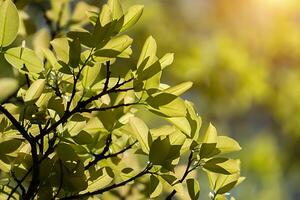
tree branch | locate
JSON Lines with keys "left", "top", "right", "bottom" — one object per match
{"left": 11, "top": 171, "right": 26, "bottom": 197}
{"left": 66, "top": 48, "right": 94, "bottom": 112}
{"left": 35, "top": 77, "right": 135, "bottom": 141}
{"left": 0, "top": 104, "right": 31, "bottom": 141}
{"left": 61, "top": 163, "right": 152, "bottom": 200}
{"left": 85, "top": 134, "right": 112, "bottom": 170}
{"left": 85, "top": 140, "right": 137, "bottom": 170}
{"left": 80, "top": 102, "right": 143, "bottom": 113}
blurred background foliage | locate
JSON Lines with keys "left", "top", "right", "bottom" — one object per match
{"left": 125, "top": 0, "right": 300, "bottom": 199}
{"left": 0, "top": 0, "right": 299, "bottom": 199}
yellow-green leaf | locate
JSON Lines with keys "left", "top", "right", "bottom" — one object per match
{"left": 121, "top": 5, "right": 144, "bottom": 32}
{"left": 0, "top": 0, "right": 19, "bottom": 47}
{"left": 5, "top": 47, "right": 44, "bottom": 74}
{"left": 24, "top": 79, "right": 46, "bottom": 102}
{"left": 216, "top": 136, "right": 242, "bottom": 154}
{"left": 137, "top": 36, "right": 157, "bottom": 68}
{"left": 163, "top": 82, "right": 193, "bottom": 96}
{"left": 108, "top": 0, "right": 123, "bottom": 20}
{"left": 50, "top": 38, "right": 69, "bottom": 63}
{"left": 160, "top": 53, "right": 174, "bottom": 69}
{"left": 186, "top": 179, "right": 200, "bottom": 200}
{"left": 129, "top": 117, "right": 150, "bottom": 153}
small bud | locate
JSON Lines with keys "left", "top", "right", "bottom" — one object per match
{"left": 208, "top": 192, "right": 215, "bottom": 199}
{"left": 21, "top": 40, "right": 26, "bottom": 48}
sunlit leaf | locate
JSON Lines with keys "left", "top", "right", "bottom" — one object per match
{"left": 108, "top": 0, "right": 123, "bottom": 20}
{"left": 24, "top": 79, "right": 46, "bottom": 102}
{"left": 129, "top": 117, "right": 150, "bottom": 153}
{"left": 186, "top": 179, "right": 200, "bottom": 200}
{"left": 5, "top": 47, "right": 44, "bottom": 74}
{"left": 0, "top": 0, "right": 19, "bottom": 47}
{"left": 149, "top": 175, "right": 163, "bottom": 198}
{"left": 216, "top": 136, "right": 242, "bottom": 154}
{"left": 120, "top": 5, "right": 144, "bottom": 32}
{"left": 160, "top": 53, "right": 174, "bottom": 69}
{"left": 137, "top": 36, "right": 157, "bottom": 68}
{"left": 204, "top": 158, "right": 240, "bottom": 175}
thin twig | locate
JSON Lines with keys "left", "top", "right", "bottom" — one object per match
{"left": 80, "top": 102, "right": 143, "bottom": 113}
{"left": 85, "top": 141, "right": 137, "bottom": 170}
{"left": 165, "top": 151, "right": 194, "bottom": 200}
{"left": 61, "top": 163, "right": 152, "bottom": 200}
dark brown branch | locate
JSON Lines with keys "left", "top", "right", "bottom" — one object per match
{"left": 11, "top": 171, "right": 26, "bottom": 197}
{"left": 85, "top": 140, "right": 137, "bottom": 170}
{"left": 103, "top": 61, "right": 111, "bottom": 93}
{"left": 36, "top": 77, "right": 135, "bottom": 141}
{"left": 66, "top": 48, "right": 94, "bottom": 112}
{"left": 79, "top": 74, "right": 133, "bottom": 107}
{"left": 0, "top": 104, "right": 31, "bottom": 141}
{"left": 85, "top": 134, "right": 112, "bottom": 170}
{"left": 80, "top": 102, "right": 143, "bottom": 113}
{"left": 61, "top": 163, "right": 152, "bottom": 200}
{"left": 0, "top": 105, "right": 39, "bottom": 198}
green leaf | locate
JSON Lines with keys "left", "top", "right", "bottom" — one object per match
{"left": 149, "top": 175, "right": 163, "bottom": 198}
{"left": 160, "top": 53, "right": 174, "bottom": 69}
{"left": 138, "top": 61, "right": 162, "bottom": 81}
{"left": 82, "top": 64, "right": 101, "bottom": 88}
{"left": 202, "top": 123, "right": 217, "bottom": 144}
{"left": 137, "top": 36, "right": 157, "bottom": 68}
{"left": 207, "top": 172, "right": 242, "bottom": 195}
{"left": 66, "top": 114, "right": 87, "bottom": 136}
{"left": 94, "top": 35, "right": 133, "bottom": 58}
{"left": 0, "top": 139, "right": 22, "bottom": 154}
{"left": 129, "top": 117, "right": 150, "bottom": 153}
{"left": 5, "top": 47, "right": 44, "bottom": 74}
{"left": 216, "top": 136, "right": 242, "bottom": 154}
{"left": 185, "top": 101, "right": 202, "bottom": 139}
{"left": 99, "top": 4, "right": 112, "bottom": 26}
{"left": 200, "top": 123, "right": 218, "bottom": 158}
{"left": 42, "top": 48, "right": 61, "bottom": 70}
{"left": 146, "top": 93, "right": 187, "bottom": 117}
{"left": 87, "top": 168, "right": 113, "bottom": 192}
{"left": 68, "top": 30, "right": 93, "bottom": 47}
{"left": 24, "top": 79, "right": 46, "bottom": 102}
{"left": 163, "top": 82, "right": 193, "bottom": 96}
{"left": 203, "top": 158, "right": 240, "bottom": 175}
{"left": 69, "top": 37, "right": 81, "bottom": 68}
{"left": 55, "top": 143, "right": 79, "bottom": 162}
{"left": 120, "top": 5, "right": 144, "bottom": 32}
{"left": 165, "top": 117, "right": 191, "bottom": 136}
{"left": 186, "top": 179, "right": 200, "bottom": 200}
{"left": 50, "top": 38, "right": 69, "bottom": 64}
{"left": 149, "top": 137, "right": 181, "bottom": 170}
{"left": 108, "top": 0, "right": 123, "bottom": 20}
{"left": 73, "top": 131, "right": 93, "bottom": 145}
{"left": 0, "top": 0, "right": 19, "bottom": 47}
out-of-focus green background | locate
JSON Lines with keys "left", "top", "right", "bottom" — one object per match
{"left": 122, "top": 0, "right": 300, "bottom": 199}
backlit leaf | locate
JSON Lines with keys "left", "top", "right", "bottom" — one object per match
{"left": 186, "top": 179, "right": 200, "bottom": 200}
{"left": 0, "top": 0, "right": 19, "bottom": 47}
{"left": 24, "top": 79, "right": 46, "bottom": 102}
{"left": 129, "top": 117, "right": 150, "bottom": 153}
{"left": 120, "top": 5, "right": 144, "bottom": 32}
{"left": 5, "top": 47, "right": 44, "bottom": 74}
